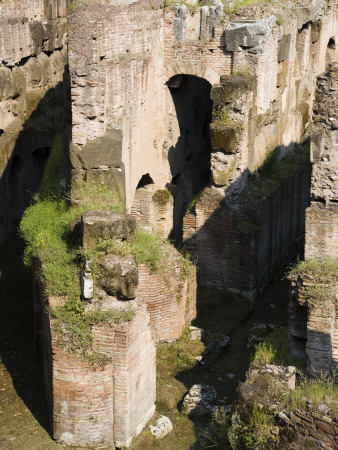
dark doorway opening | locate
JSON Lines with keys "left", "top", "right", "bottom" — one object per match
{"left": 131, "top": 173, "right": 154, "bottom": 226}
{"left": 10, "top": 155, "right": 25, "bottom": 221}
{"left": 326, "top": 38, "right": 336, "bottom": 68}
{"left": 167, "top": 75, "right": 213, "bottom": 245}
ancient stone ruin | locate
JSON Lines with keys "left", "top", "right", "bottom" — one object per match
{"left": 289, "top": 62, "right": 338, "bottom": 382}
{"left": 0, "top": 0, "right": 337, "bottom": 447}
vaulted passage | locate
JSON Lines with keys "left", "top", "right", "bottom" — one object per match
{"left": 166, "top": 75, "right": 213, "bottom": 244}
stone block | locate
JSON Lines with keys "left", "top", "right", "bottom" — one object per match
{"left": 149, "top": 416, "right": 173, "bottom": 439}
{"left": 210, "top": 122, "right": 238, "bottom": 153}
{"left": 182, "top": 384, "right": 217, "bottom": 417}
{"left": 97, "top": 254, "right": 138, "bottom": 299}
{"left": 189, "top": 326, "right": 204, "bottom": 340}
{"left": 224, "top": 17, "right": 275, "bottom": 53}
{"left": 81, "top": 211, "right": 136, "bottom": 249}
{"left": 278, "top": 34, "right": 291, "bottom": 62}
{"left": 174, "top": 5, "right": 186, "bottom": 42}
{"left": 211, "top": 152, "right": 236, "bottom": 187}
{"left": 70, "top": 129, "right": 123, "bottom": 170}
{"left": 213, "top": 75, "right": 255, "bottom": 103}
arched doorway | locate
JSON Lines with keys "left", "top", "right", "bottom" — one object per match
{"left": 166, "top": 74, "right": 213, "bottom": 244}
{"left": 131, "top": 173, "right": 154, "bottom": 228}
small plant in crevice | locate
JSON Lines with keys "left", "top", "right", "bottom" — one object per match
{"left": 213, "top": 105, "right": 231, "bottom": 123}
{"left": 224, "top": 0, "right": 274, "bottom": 15}
{"left": 232, "top": 66, "right": 254, "bottom": 77}
{"left": 186, "top": 190, "right": 204, "bottom": 214}
{"left": 289, "top": 257, "right": 338, "bottom": 308}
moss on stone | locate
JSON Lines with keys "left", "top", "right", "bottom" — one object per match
{"left": 152, "top": 189, "right": 172, "bottom": 206}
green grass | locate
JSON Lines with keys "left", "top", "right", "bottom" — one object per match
{"left": 92, "top": 228, "right": 164, "bottom": 272}
{"left": 289, "top": 257, "right": 338, "bottom": 282}
{"left": 284, "top": 372, "right": 338, "bottom": 415}
{"left": 289, "top": 257, "right": 338, "bottom": 307}
{"left": 260, "top": 149, "right": 303, "bottom": 182}
{"left": 51, "top": 303, "right": 135, "bottom": 364}
{"left": 19, "top": 172, "right": 126, "bottom": 365}
{"left": 186, "top": 190, "right": 203, "bottom": 214}
{"left": 228, "top": 404, "right": 278, "bottom": 450}
{"left": 252, "top": 327, "right": 291, "bottom": 367}
{"left": 19, "top": 199, "right": 82, "bottom": 297}
{"left": 224, "top": 0, "right": 273, "bottom": 14}
{"left": 39, "top": 134, "right": 64, "bottom": 197}
{"left": 213, "top": 106, "right": 231, "bottom": 123}
{"left": 71, "top": 180, "right": 124, "bottom": 212}
{"left": 240, "top": 144, "right": 309, "bottom": 208}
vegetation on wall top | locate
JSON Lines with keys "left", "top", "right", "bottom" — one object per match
{"left": 289, "top": 257, "right": 338, "bottom": 307}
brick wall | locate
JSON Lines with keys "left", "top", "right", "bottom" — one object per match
{"left": 33, "top": 233, "right": 197, "bottom": 447}
{"left": 305, "top": 63, "right": 338, "bottom": 259}
{"left": 282, "top": 409, "right": 338, "bottom": 449}
{"left": 138, "top": 258, "right": 197, "bottom": 343}
{"left": 289, "top": 275, "right": 338, "bottom": 382}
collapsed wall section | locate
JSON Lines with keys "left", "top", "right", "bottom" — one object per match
{"left": 32, "top": 211, "right": 196, "bottom": 447}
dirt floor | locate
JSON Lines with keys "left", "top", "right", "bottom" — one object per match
{"left": 0, "top": 229, "right": 290, "bottom": 449}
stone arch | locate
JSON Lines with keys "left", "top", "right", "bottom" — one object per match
{"left": 9, "top": 155, "right": 25, "bottom": 221}
{"left": 165, "top": 74, "right": 213, "bottom": 244}
{"left": 130, "top": 173, "right": 154, "bottom": 227}
{"left": 164, "top": 61, "right": 220, "bottom": 87}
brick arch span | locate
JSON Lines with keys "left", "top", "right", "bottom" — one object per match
{"left": 164, "top": 61, "right": 221, "bottom": 87}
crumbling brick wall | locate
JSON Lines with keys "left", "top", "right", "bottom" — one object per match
{"left": 33, "top": 211, "right": 196, "bottom": 448}
{"left": 305, "top": 63, "right": 338, "bottom": 259}
{"left": 289, "top": 275, "right": 338, "bottom": 380}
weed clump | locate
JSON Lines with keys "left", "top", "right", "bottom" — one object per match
{"left": 51, "top": 302, "right": 135, "bottom": 364}
{"left": 252, "top": 327, "right": 291, "bottom": 367}
{"left": 228, "top": 404, "right": 278, "bottom": 450}
{"left": 283, "top": 372, "right": 338, "bottom": 415}
{"left": 91, "top": 228, "right": 164, "bottom": 272}
{"left": 213, "top": 105, "right": 231, "bottom": 123}
{"left": 289, "top": 257, "right": 338, "bottom": 307}
{"left": 152, "top": 189, "right": 172, "bottom": 207}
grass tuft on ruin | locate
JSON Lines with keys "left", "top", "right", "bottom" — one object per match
{"left": 252, "top": 327, "right": 291, "bottom": 367}
{"left": 289, "top": 257, "right": 338, "bottom": 307}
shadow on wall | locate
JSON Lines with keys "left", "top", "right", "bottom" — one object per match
{"left": 0, "top": 67, "right": 71, "bottom": 437}
{"left": 166, "top": 74, "right": 213, "bottom": 245}
{"left": 0, "top": 68, "right": 71, "bottom": 244}
{"left": 182, "top": 141, "right": 311, "bottom": 296}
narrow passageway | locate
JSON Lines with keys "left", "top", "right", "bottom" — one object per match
{"left": 167, "top": 75, "right": 213, "bottom": 244}
{"left": 0, "top": 228, "right": 66, "bottom": 449}
{"left": 131, "top": 277, "right": 290, "bottom": 450}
